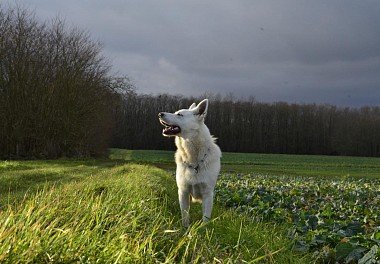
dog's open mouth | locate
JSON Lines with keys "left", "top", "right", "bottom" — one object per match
{"left": 159, "top": 119, "right": 181, "bottom": 136}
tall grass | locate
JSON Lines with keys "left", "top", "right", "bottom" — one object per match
{"left": 0, "top": 162, "right": 310, "bottom": 263}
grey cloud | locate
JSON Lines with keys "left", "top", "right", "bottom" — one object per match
{"left": 16, "top": 0, "right": 380, "bottom": 106}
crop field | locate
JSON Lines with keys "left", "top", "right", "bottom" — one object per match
{"left": 216, "top": 174, "right": 379, "bottom": 263}
{"left": 0, "top": 149, "right": 379, "bottom": 263}
{"left": 111, "top": 149, "right": 380, "bottom": 263}
{"left": 110, "top": 149, "right": 380, "bottom": 178}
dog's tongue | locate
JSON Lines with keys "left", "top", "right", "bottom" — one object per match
{"left": 163, "top": 125, "right": 180, "bottom": 135}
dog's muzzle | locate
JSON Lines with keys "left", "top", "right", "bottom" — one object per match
{"left": 158, "top": 114, "right": 181, "bottom": 136}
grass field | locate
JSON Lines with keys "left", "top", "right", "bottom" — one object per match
{"left": 109, "top": 149, "right": 380, "bottom": 178}
{"left": 0, "top": 149, "right": 379, "bottom": 263}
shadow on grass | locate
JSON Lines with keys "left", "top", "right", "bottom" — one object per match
{"left": 0, "top": 159, "right": 125, "bottom": 205}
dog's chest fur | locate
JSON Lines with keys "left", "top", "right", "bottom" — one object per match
{"left": 175, "top": 137, "right": 205, "bottom": 165}
{"left": 174, "top": 128, "right": 221, "bottom": 187}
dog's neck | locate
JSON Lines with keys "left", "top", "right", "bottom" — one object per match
{"left": 175, "top": 124, "right": 212, "bottom": 164}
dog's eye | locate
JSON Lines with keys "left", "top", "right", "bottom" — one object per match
{"left": 176, "top": 113, "right": 183, "bottom": 116}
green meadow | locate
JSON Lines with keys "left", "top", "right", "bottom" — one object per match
{"left": 0, "top": 149, "right": 379, "bottom": 263}
{"left": 110, "top": 148, "right": 380, "bottom": 178}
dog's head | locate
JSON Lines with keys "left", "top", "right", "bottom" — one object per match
{"left": 158, "top": 99, "right": 209, "bottom": 137}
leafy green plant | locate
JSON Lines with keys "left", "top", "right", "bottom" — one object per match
{"left": 215, "top": 173, "right": 380, "bottom": 263}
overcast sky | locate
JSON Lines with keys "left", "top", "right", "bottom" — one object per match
{"left": 14, "top": 0, "right": 380, "bottom": 106}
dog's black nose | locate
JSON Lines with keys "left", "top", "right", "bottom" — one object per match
{"left": 158, "top": 112, "right": 164, "bottom": 118}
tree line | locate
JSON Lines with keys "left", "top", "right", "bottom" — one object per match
{"left": 1, "top": 5, "right": 379, "bottom": 159}
{"left": 112, "top": 93, "right": 380, "bottom": 157}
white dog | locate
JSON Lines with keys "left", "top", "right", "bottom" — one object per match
{"left": 158, "top": 99, "right": 221, "bottom": 227}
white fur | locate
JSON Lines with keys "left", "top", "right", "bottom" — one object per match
{"left": 158, "top": 99, "right": 222, "bottom": 227}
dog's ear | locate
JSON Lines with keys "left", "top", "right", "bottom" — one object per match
{"left": 194, "top": 99, "right": 208, "bottom": 118}
{"left": 189, "top": 103, "right": 197, "bottom": 110}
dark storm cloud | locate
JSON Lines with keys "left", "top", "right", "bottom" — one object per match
{"left": 16, "top": 0, "right": 380, "bottom": 106}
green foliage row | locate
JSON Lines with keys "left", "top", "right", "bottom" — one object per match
{"left": 215, "top": 173, "right": 380, "bottom": 263}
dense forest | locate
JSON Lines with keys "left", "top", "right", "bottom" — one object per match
{"left": 112, "top": 93, "right": 380, "bottom": 157}
{"left": 0, "top": 6, "right": 121, "bottom": 159}
{"left": 1, "top": 6, "right": 379, "bottom": 159}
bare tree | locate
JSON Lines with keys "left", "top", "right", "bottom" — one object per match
{"left": 0, "top": 5, "right": 122, "bottom": 159}
{"left": 111, "top": 92, "right": 380, "bottom": 157}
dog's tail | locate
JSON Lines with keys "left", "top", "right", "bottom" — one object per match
{"left": 190, "top": 191, "right": 202, "bottom": 203}
{"left": 191, "top": 196, "right": 202, "bottom": 203}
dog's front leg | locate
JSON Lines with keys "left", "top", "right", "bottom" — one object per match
{"left": 178, "top": 189, "right": 190, "bottom": 227}
{"left": 202, "top": 192, "right": 214, "bottom": 223}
